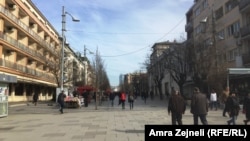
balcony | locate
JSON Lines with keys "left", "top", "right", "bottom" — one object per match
{"left": 185, "top": 22, "right": 193, "bottom": 32}
{"left": 240, "top": 25, "right": 250, "bottom": 39}
{"left": 0, "top": 58, "right": 55, "bottom": 82}
{"left": 0, "top": 33, "right": 56, "bottom": 68}
{"left": 239, "top": 0, "right": 250, "bottom": 13}
{"left": 0, "top": 5, "right": 57, "bottom": 56}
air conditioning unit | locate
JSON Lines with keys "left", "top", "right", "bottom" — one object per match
{"left": 7, "top": 27, "right": 14, "bottom": 32}
{"left": 29, "top": 23, "right": 35, "bottom": 28}
{"left": 6, "top": 50, "right": 12, "bottom": 54}
{"left": 8, "top": 4, "right": 16, "bottom": 10}
{"left": 28, "top": 60, "right": 33, "bottom": 64}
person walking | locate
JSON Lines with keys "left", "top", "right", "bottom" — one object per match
{"left": 82, "top": 90, "right": 89, "bottom": 107}
{"left": 221, "top": 86, "right": 230, "bottom": 117}
{"left": 142, "top": 91, "right": 148, "bottom": 104}
{"left": 109, "top": 92, "right": 115, "bottom": 107}
{"left": 168, "top": 90, "right": 186, "bottom": 125}
{"left": 209, "top": 89, "right": 217, "bottom": 110}
{"left": 150, "top": 90, "right": 154, "bottom": 100}
{"left": 58, "top": 90, "right": 66, "bottom": 114}
{"left": 190, "top": 87, "right": 209, "bottom": 125}
{"left": 225, "top": 91, "right": 240, "bottom": 125}
{"left": 120, "top": 91, "right": 126, "bottom": 109}
{"left": 243, "top": 92, "right": 250, "bottom": 125}
{"left": 128, "top": 92, "right": 135, "bottom": 110}
{"left": 118, "top": 92, "right": 122, "bottom": 105}
{"left": 33, "top": 92, "right": 39, "bottom": 106}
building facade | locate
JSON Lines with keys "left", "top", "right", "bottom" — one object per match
{"left": 148, "top": 41, "right": 179, "bottom": 98}
{"left": 186, "top": 0, "right": 250, "bottom": 101}
{"left": 0, "top": 0, "right": 85, "bottom": 102}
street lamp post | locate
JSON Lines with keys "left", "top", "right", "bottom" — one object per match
{"left": 60, "top": 6, "right": 80, "bottom": 91}
{"left": 83, "top": 45, "right": 94, "bottom": 85}
{"left": 95, "top": 48, "right": 98, "bottom": 110}
{"left": 82, "top": 46, "right": 97, "bottom": 109}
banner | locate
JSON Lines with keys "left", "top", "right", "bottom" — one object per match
{"left": 145, "top": 125, "right": 250, "bottom": 141}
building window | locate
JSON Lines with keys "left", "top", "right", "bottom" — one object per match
{"left": 228, "top": 48, "right": 238, "bottom": 61}
{"left": 195, "top": 6, "right": 201, "bottom": 16}
{"left": 202, "top": 0, "right": 208, "bottom": 9}
{"left": 227, "top": 21, "right": 240, "bottom": 37}
{"left": 215, "top": 7, "right": 223, "bottom": 20}
{"left": 195, "top": 24, "right": 203, "bottom": 35}
{"left": 246, "top": 14, "right": 250, "bottom": 26}
{"left": 225, "top": 0, "right": 238, "bottom": 13}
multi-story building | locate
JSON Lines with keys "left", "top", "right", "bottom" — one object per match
{"left": 0, "top": 0, "right": 85, "bottom": 102}
{"left": 64, "top": 46, "right": 85, "bottom": 93}
{"left": 121, "top": 72, "right": 148, "bottom": 96}
{"left": 186, "top": 0, "right": 250, "bottom": 100}
{"left": 0, "top": 0, "right": 60, "bottom": 102}
{"left": 148, "top": 41, "right": 179, "bottom": 98}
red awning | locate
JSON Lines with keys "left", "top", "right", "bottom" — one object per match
{"left": 77, "top": 85, "right": 94, "bottom": 94}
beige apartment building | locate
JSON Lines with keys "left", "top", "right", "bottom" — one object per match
{"left": 0, "top": 0, "right": 61, "bottom": 102}
{"left": 186, "top": 0, "right": 250, "bottom": 100}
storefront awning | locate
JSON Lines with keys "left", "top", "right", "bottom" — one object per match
{"left": 227, "top": 68, "right": 250, "bottom": 87}
{"left": 228, "top": 68, "right": 250, "bottom": 74}
{"left": 0, "top": 74, "right": 17, "bottom": 83}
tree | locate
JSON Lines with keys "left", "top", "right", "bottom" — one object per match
{"left": 151, "top": 56, "right": 165, "bottom": 100}
{"left": 91, "top": 49, "right": 110, "bottom": 93}
{"left": 45, "top": 55, "right": 60, "bottom": 87}
{"left": 164, "top": 42, "right": 189, "bottom": 97}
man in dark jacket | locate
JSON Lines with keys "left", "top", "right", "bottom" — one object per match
{"left": 109, "top": 92, "right": 115, "bottom": 107}
{"left": 190, "top": 87, "right": 209, "bottom": 125}
{"left": 83, "top": 90, "right": 89, "bottom": 107}
{"left": 226, "top": 92, "right": 240, "bottom": 125}
{"left": 168, "top": 90, "right": 186, "bottom": 125}
{"left": 33, "top": 92, "right": 39, "bottom": 106}
{"left": 58, "top": 90, "right": 66, "bottom": 114}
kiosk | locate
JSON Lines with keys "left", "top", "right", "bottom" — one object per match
{"left": 0, "top": 74, "right": 17, "bottom": 117}
{"left": 0, "top": 93, "right": 8, "bottom": 117}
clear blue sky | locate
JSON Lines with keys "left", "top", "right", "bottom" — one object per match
{"left": 31, "top": 0, "right": 193, "bottom": 86}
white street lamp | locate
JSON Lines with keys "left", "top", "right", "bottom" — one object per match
{"left": 60, "top": 6, "right": 80, "bottom": 91}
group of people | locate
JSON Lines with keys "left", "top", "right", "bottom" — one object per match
{"left": 219, "top": 87, "right": 250, "bottom": 125}
{"left": 56, "top": 90, "right": 91, "bottom": 114}
{"left": 168, "top": 86, "right": 250, "bottom": 125}
{"left": 167, "top": 87, "right": 208, "bottom": 125}
{"left": 55, "top": 87, "right": 250, "bottom": 125}
{"left": 117, "top": 91, "right": 135, "bottom": 110}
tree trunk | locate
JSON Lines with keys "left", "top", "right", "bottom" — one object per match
{"left": 157, "top": 81, "right": 163, "bottom": 100}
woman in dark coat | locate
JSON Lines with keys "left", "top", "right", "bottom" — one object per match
{"left": 243, "top": 93, "right": 250, "bottom": 125}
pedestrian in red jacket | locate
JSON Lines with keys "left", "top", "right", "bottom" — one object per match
{"left": 120, "top": 92, "right": 126, "bottom": 109}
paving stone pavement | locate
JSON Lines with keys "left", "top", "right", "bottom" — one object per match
{"left": 0, "top": 96, "right": 246, "bottom": 141}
